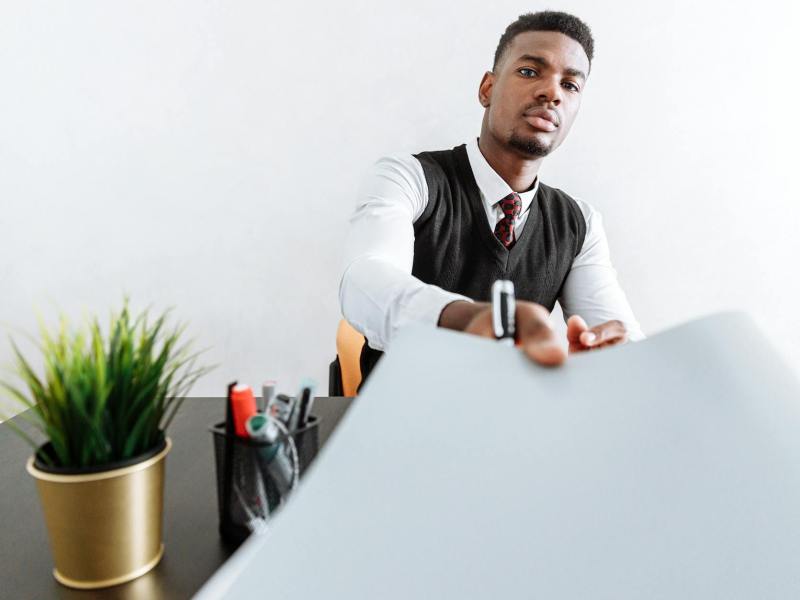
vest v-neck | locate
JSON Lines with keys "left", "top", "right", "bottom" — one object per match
{"left": 452, "top": 144, "right": 540, "bottom": 269}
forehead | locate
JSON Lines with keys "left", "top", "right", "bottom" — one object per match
{"left": 503, "top": 30, "right": 590, "bottom": 73}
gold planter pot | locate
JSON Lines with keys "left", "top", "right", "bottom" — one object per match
{"left": 26, "top": 438, "right": 172, "bottom": 589}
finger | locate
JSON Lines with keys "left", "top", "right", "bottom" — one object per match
{"left": 566, "top": 314, "right": 588, "bottom": 343}
{"left": 579, "top": 329, "right": 599, "bottom": 346}
{"left": 580, "top": 320, "right": 627, "bottom": 347}
{"left": 568, "top": 337, "right": 588, "bottom": 354}
{"left": 523, "top": 336, "right": 566, "bottom": 366}
{"left": 516, "top": 304, "right": 566, "bottom": 366}
{"left": 587, "top": 332, "right": 629, "bottom": 350}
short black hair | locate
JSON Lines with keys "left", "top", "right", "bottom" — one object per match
{"left": 493, "top": 11, "right": 594, "bottom": 71}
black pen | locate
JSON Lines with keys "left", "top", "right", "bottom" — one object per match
{"left": 492, "top": 280, "right": 516, "bottom": 345}
{"left": 297, "top": 379, "right": 316, "bottom": 428}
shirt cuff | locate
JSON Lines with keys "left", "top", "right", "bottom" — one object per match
{"left": 383, "top": 286, "right": 472, "bottom": 351}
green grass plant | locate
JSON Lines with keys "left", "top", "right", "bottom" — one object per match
{"left": 1, "top": 301, "right": 214, "bottom": 468}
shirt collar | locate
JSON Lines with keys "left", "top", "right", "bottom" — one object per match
{"left": 465, "top": 137, "right": 539, "bottom": 215}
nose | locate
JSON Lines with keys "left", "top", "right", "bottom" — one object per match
{"left": 535, "top": 76, "right": 562, "bottom": 106}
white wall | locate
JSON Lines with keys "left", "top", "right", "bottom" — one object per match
{"left": 2, "top": 0, "right": 798, "bottom": 417}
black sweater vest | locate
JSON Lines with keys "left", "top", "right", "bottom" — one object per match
{"left": 358, "top": 143, "right": 587, "bottom": 384}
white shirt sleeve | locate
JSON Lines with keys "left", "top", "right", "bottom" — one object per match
{"left": 339, "top": 155, "right": 472, "bottom": 351}
{"left": 558, "top": 199, "right": 645, "bottom": 341}
{"left": 558, "top": 198, "right": 645, "bottom": 341}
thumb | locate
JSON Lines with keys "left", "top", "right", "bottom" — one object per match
{"left": 567, "top": 314, "right": 588, "bottom": 343}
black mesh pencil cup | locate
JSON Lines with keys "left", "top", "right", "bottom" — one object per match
{"left": 210, "top": 416, "right": 320, "bottom": 544}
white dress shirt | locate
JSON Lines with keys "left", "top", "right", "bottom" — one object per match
{"left": 340, "top": 137, "right": 644, "bottom": 351}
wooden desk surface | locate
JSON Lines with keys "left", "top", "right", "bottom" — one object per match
{"left": 0, "top": 397, "right": 354, "bottom": 600}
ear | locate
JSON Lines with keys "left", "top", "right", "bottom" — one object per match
{"left": 478, "top": 71, "right": 494, "bottom": 108}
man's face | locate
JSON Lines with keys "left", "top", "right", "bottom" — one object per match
{"left": 480, "top": 31, "right": 590, "bottom": 158}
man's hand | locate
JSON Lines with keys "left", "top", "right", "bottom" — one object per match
{"left": 439, "top": 300, "right": 566, "bottom": 366}
{"left": 566, "top": 315, "right": 628, "bottom": 353}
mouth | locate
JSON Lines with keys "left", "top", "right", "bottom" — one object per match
{"left": 523, "top": 109, "right": 559, "bottom": 133}
{"left": 524, "top": 116, "right": 557, "bottom": 132}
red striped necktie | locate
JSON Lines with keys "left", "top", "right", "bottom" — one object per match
{"left": 494, "top": 192, "right": 522, "bottom": 248}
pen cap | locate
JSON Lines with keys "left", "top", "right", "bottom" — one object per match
{"left": 231, "top": 384, "right": 257, "bottom": 437}
{"left": 245, "top": 414, "right": 279, "bottom": 443}
{"left": 260, "top": 380, "right": 277, "bottom": 413}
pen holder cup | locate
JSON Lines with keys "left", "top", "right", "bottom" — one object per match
{"left": 210, "top": 416, "right": 320, "bottom": 545}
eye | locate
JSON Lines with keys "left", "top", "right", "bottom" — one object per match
{"left": 518, "top": 67, "right": 538, "bottom": 78}
{"left": 562, "top": 81, "right": 580, "bottom": 93}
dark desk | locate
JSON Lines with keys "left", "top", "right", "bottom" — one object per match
{"left": 0, "top": 397, "right": 354, "bottom": 599}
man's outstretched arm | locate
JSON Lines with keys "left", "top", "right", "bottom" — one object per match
{"left": 339, "top": 155, "right": 470, "bottom": 351}
{"left": 558, "top": 198, "right": 644, "bottom": 353}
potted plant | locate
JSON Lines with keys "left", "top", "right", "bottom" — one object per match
{"left": 0, "top": 301, "right": 213, "bottom": 589}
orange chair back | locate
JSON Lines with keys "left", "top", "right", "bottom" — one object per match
{"left": 336, "top": 320, "right": 365, "bottom": 397}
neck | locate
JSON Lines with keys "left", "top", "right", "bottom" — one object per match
{"left": 477, "top": 129, "right": 543, "bottom": 193}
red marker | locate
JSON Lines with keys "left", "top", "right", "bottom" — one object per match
{"left": 230, "top": 384, "right": 257, "bottom": 437}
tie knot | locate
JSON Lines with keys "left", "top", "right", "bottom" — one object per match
{"left": 498, "top": 192, "right": 522, "bottom": 220}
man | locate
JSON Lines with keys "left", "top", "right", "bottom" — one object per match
{"left": 340, "top": 11, "right": 643, "bottom": 383}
